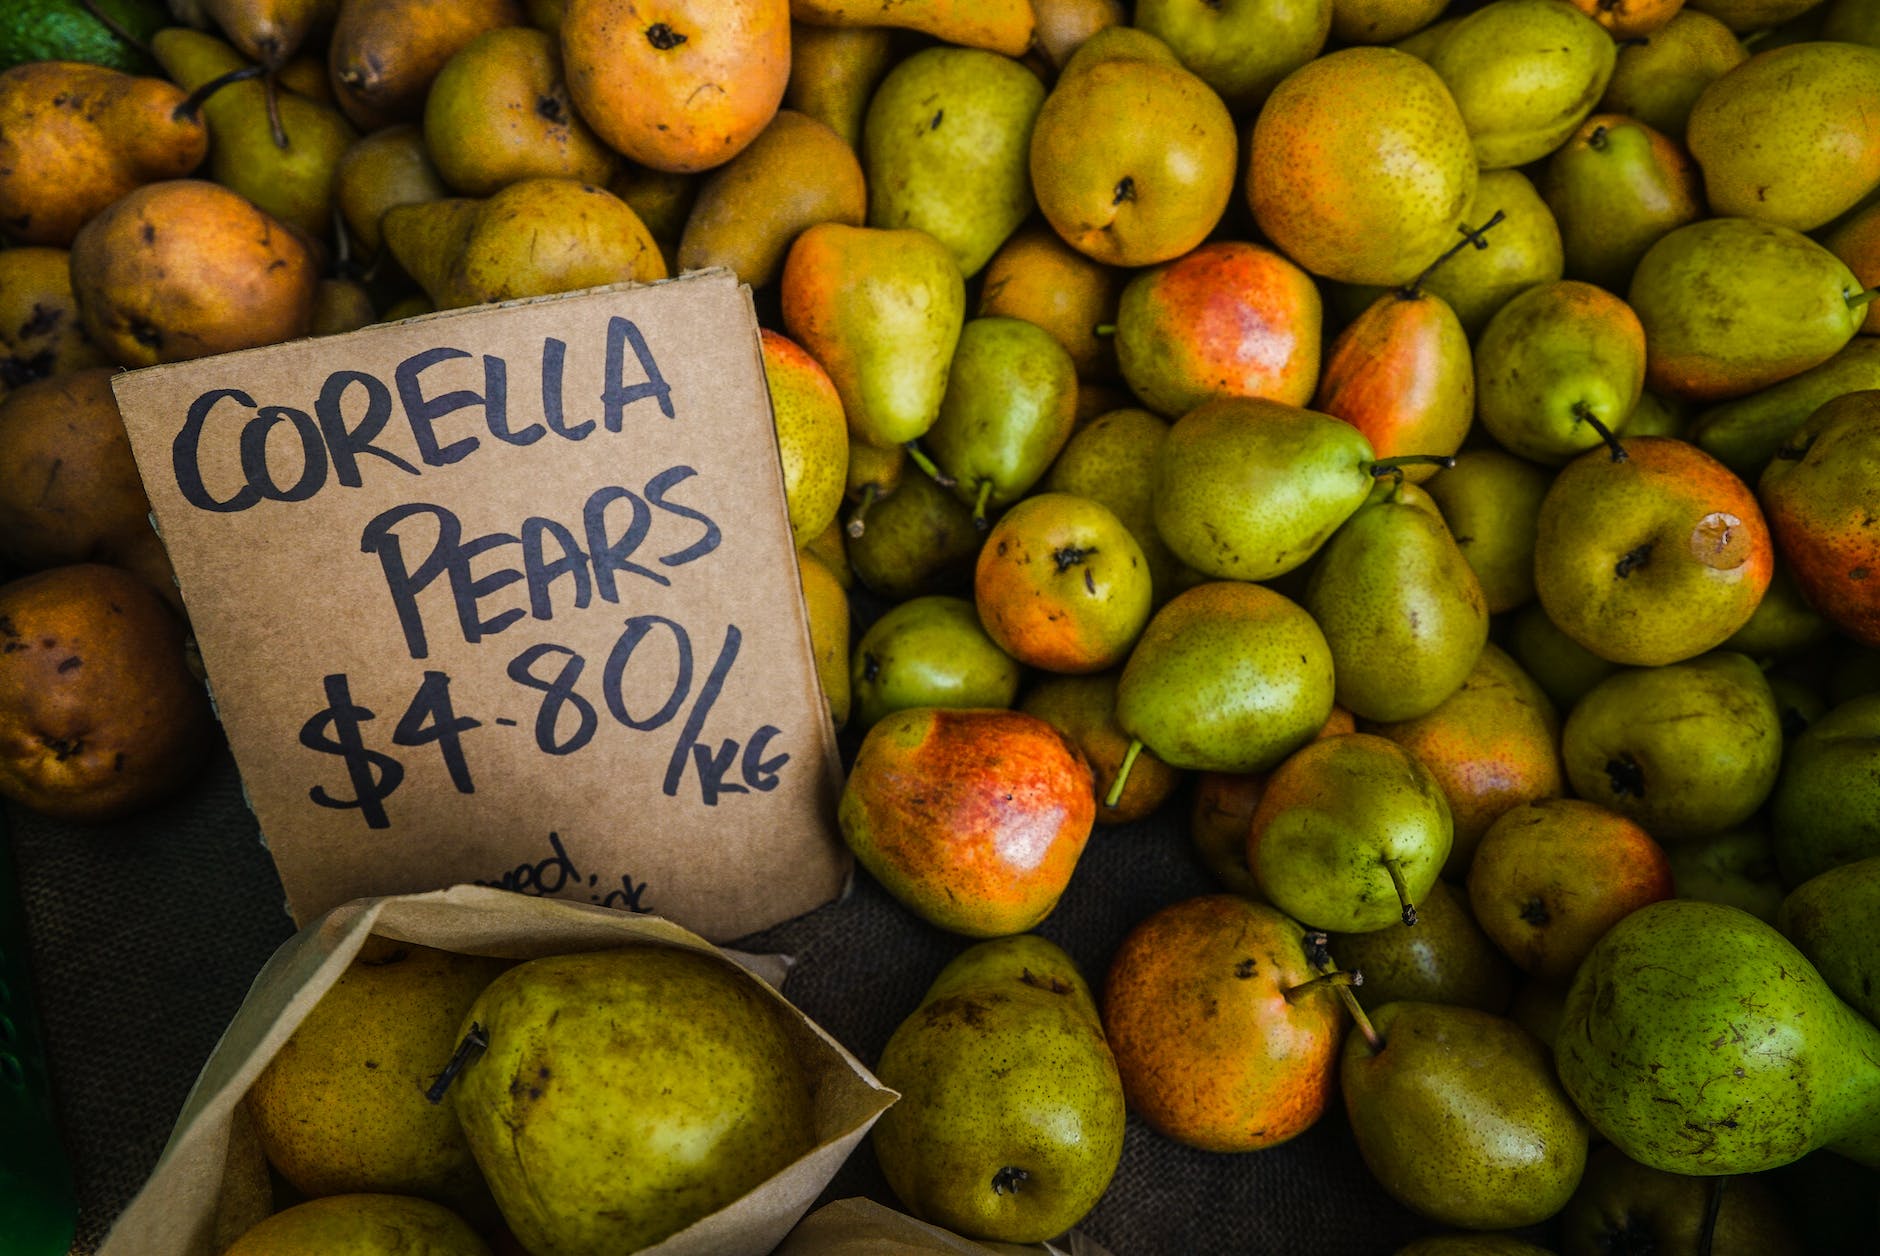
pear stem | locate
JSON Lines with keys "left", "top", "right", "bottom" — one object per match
{"left": 1846, "top": 287, "right": 1880, "bottom": 311}
{"left": 1699, "top": 1175, "right": 1728, "bottom": 1256}
{"left": 1369, "top": 454, "right": 1456, "bottom": 477}
{"left": 1400, "top": 210, "right": 1506, "bottom": 298}
{"left": 1305, "top": 931, "right": 1386, "bottom": 1053}
{"left": 901, "top": 441, "right": 955, "bottom": 488}
{"left": 264, "top": 75, "right": 289, "bottom": 150}
{"left": 1282, "top": 969, "right": 1362, "bottom": 1003}
{"left": 78, "top": 0, "right": 156, "bottom": 61}
{"left": 845, "top": 483, "right": 878, "bottom": 538}
{"left": 1381, "top": 857, "right": 1419, "bottom": 927}
{"left": 1104, "top": 739, "right": 1142, "bottom": 808}
{"left": 1093, "top": 323, "right": 1116, "bottom": 337}
{"left": 172, "top": 64, "right": 269, "bottom": 122}
{"left": 1339, "top": 983, "right": 1385, "bottom": 1053}
{"left": 1574, "top": 402, "right": 1628, "bottom": 462}
{"left": 971, "top": 479, "right": 993, "bottom": 531}
{"left": 424, "top": 1023, "right": 488, "bottom": 1104}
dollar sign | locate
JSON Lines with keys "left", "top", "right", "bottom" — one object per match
{"left": 299, "top": 673, "right": 405, "bottom": 829}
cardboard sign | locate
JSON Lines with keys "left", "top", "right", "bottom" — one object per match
{"left": 111, "top": 272, "right": 849, "bottom": 940}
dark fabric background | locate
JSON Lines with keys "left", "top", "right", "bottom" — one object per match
{"left": 48, "top": 726, "right": 1880, "bottom": 1253}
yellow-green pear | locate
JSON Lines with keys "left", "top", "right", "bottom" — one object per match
{"left": 760, "top": 328, "right": 849, "bottom": 546}
{"left": 334, "top": 125, "right": 448, "bottom": 257}
{"left": 798, "top": 547, "right": 851, "bottom": 729}
{"left": 791, "top": 0, "right": 1034, "bottom": 56}
{"left": 1424, "top": 450, "right": 1551, "bottom": 614}
{"left": 1428, "top": 0, "right": 1617, "bottom": 170}
{"left": 783, "top": 21, "right": 895, "bottom": 150}
{"left": 1134, "top": 0, "right": 1333, "bottom": 109}
{"left": 1599, "top": 9, "right": 1746, "bottom": 139}
{"left": 223, "top": 1195, "right": 488, "bottom": 1255}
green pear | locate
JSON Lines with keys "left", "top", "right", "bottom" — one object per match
{"left": 222, "top": 1194, "right": 489, "bottom": 1256}
{"left": 1779, "top": 856, "right": 1880, "bottom": 1026}
{"left": 1475, "top": 280, "right": 1648, "bottom": 465}
{"left": 1043, "top": 407, "right": 1194, "bottom": 603}
{"left": 1561, "top": 1144, "right": 1803, "bottom": 1256}
{"left": 1722, "top": 563, "right": 1833, "bottom": 659}
{"left": 1153, "top": 397, "right": 1376, "bottom": 582}
{"left": 1021, "top": 672, "right": 1180, "bottom": 825}
{"left": 780, "top": 222, "right": 966, "bottom": 449}
{"left": 1423, "top": 449, "right": 1551, "bottom": 614}
{"left": 784, "top": 21, "right": 896, "bottom": 150}
{"left": 1561, "top": 652, "right": 1783, "bottom": 841}
{"left": 1556, "top": 900, "right": 1880, "bottom": 1174}
{"left": 924, "top": 316, "right": 1079, "bottom": 524}
{"left": 863, "top": 46, "right": 1044, "bottom": 278}
{"left": 1343, "top": 1002, "right": 1589, "bottom": 1228}
{"left": 1624, "top": 390, "right": 1691, "bottom": 440}
{"left": 1770, "top": 694, "right": 1880, "bottom": 886}
{"left": 1542, "top": 114, "right": 1706, "bottom": 294}
{"left": 1113, "top": 580, "right": 1335, "bottom": 775}
{"left": 453, "top": 947, "right": 816, "bottom": 1254}
{"left": 244, "top": 938, "right": 508, "bottom": 1219}
{"left": 1668, "top": 826, "right": 1786, "bottom": 924}
{"left": 1133, "top": 0, "right": 1333, "bottom": 109}
{"left": 150, "top": 27, "right": 356, "bottom": 241}
{"left": 1250, "top": 733, "right": 1453, "bottom": 933}
{"left": 1629, "top": 217, "right": 1876, "bottom": 402}
{"left": 1600, "top": 10, "right": 1746, "bottom": 139}
{"left": 1304, "top": 483, "right": 1489, "bottom": 723}
{"left": 1690, "top": 336, "right": 1880, "bottom": 478}
{"left": 1328, "top": 880, "right": 1515, "bottom": 1014}
{"left": 1428, "top": 0, "right": 1616, "bottom": 170}
{"left": 1506, "top": 602, "right": 1623, "bottom": 711}
{"left": 846, "top": 465, "right": 983, "bottom": 601}
{"left": 1392, "top": 14, "right": 1463, "bottom": 60}
{"left": 850, "top": 594, "right": 1021, "bottom": 730}
{"left": 1687, "top": 42, "right": 1880, "bottom": 232}
{"left": 871, "top": 934, "right": 1126, "bottom": 1244}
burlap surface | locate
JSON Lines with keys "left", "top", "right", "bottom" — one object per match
{"left": 12, "top": 744, "right": 1444, "bottom": 1256}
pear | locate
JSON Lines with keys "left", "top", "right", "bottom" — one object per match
{"left": 798, "top": 549, "right": 850, "bottom": 729}
{"left": 1030, "top": 0, "right": 1127, "bottom": 72}
{"left": 1133, "top": 0, "right": 1333, "bottom": 109}
{"left": 1021, "top": 673, "right": 1179, "bottom": 824}
{"left": 1304, "top": 482, "right": 1489, "bottom": 723}
{"left": 1779, "top": 856, "right": 1880, "bottom": 1026}
{"left": 1153, "top": 397, "right": 1376, "bottom": 582}
{"left": 849, "top": 595, "right": 1020, "bottom": 731}
{"left": 1328, "top": 880, "right": 1515, "bottom": 1014}
{"left": 846, "top": 467, "right": 982, "bottom": 600}
{"left": 198, "top": 0, "right": 337, "bottom": 68}
{"left": 842, "top": 439, "right": 904, "bottom": 538}
{"left": 1630, "top": 217, "right": 1876, "bottom": 402}
{"left": 1396, "top": 1239, "right": 1557, "bottom": 1256}
{"left": 974, "top": 493, "right": 1151, "bottom": 674}
{"left": 803, "top": 517, "right": 852, "bottom": 589}
{"left": 1506, "top": 602, "right": 1623, "bottom": 710}
{"left": 792, "top": 0, "right": 1034, "bottom": 55}
{"left": 1415, "top": 169, "right": 1565, "bottom": 336}
{"left": 222, "top": 1194, "right": 489, "bottom": 1256}
{"left": 1333, "top": 0, "right": 1448, "bottom": 44}
{"left": 783, "top": 22, "right": 894, "bottom": 149}
{"left": 760, "top": 328, "right": 849, "bottom": 547}
{"left": 780, "top": 222, "right": 965, "bottom": 450}
{"left": 1562, "top": 1145, "right": 1803, "bottom": 1256}
{"left": 872, "top": 935, "right": 1125, "bottom": 1243}
{"left": 1248, "top": 47, "right": 1477, "bottom": 287}
{"left": 680, "top": 110, "right": 865, "bottom": 288}
{"left": 245, "top": 938, "right": 508, "bottom": 1215}
{"left": 1770, "top": 694, "right": 1880, "bottom": 887}
{"left": 862, "top": 46, "right": 1044, "bottom": 278}
{"left": 1428, "top": 0, "right": 1616, "bottom": 170}
{"left": 1424, "top": 450, "right": 1551, "bottom": 614}
{"left": 1043, "top": 408, "right": 1191, "bottom": 603}
{"left": 1690, "top": 335, "right": 1880, "bottom": 477}
{"left": 1687, "top": 43, "right": 1880, "bottom": 233}
{"left": 381, "top": 178, "right": 666, "bottom": 311}
{"left": 1543, "top": 115, "right": 1705, "bottom": 293}
{"left": 979, "top": 226, "right": 1121, "bottom": 381}
{"left": 1561, "top": 651, "right": 1783, "bottom": 841}
{"left": 150, "top": 27, "right": 356, "bottom": 241}
{"left": 1760, "top": 389, "right": 1880, "bottom": 647}
{"left": 1314, "top": 285, "right": 1471, "bottom": 483}
{"left": 1113, "top": 581, "right": 1335, "bottom": 775}
{"left": 1249, "top": 732, "right": 1453, "bottom": 933}
{"left": 328, "top": 0, "right": 524, "bottom": 131}
{"left": 1556, "top": 899, "right": 1880, "bottom": 1174}
{"left": 1600, "top": 9, "right": 1747, "bottom": 139}
{"left": 453, "top": 946, "right": 816, "bottom": 1254}
{"left": 421, "top": 26, "right": 617, "bottom": 197}
{"left": 1475, "top": 280, "right": 1647, "bottom": 465}
{"left": 1343, "top": 1002, "right": 1589, "bottom": 1228}
{"left": 333, "top": 125, "right": 448, "bottom": 257}
{"left": 924, "top": 317, "right": 1079, "bottom": 524}
{"left": 1668, "top": 825, "right": 1786, "bottom": 923}
{"left": 0, "top": 247, "right": 108, "bottom": 399}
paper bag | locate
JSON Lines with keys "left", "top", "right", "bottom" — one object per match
{"left": 98, "top": 885, "right": 897, "bottom": 1256}
{"left": 773, "top": 1198, "right": 1116, "bottom": 1256}
{"left": 110, "top": 271, "right": 848, "bottom": 940}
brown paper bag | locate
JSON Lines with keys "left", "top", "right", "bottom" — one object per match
{"left": 98, "top": 885, "right": 897, "bottom": 1256}
{"left": 774, "top": 1198, "right": 1116, "bottom": 1256}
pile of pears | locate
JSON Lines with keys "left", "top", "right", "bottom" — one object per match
{"left": 7, "top": 0, "right": 1880, "bottom": 1251}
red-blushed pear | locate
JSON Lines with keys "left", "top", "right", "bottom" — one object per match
{"left": 1533, "top": 435, "right": 1773, "bottom": 667}
{"left": 838, "top": 708, "right": 1096, "bottom": 937}
{"left": 1467, "top": 798, "right": 1674, "bottom": 983}
{"left": 1115, "top": 241, "right": 1323, "bottom": 418}
{"left": 1759, "top": 390, "right": 1880, "bottom": 648}
{"left": 1101, "top": 895, "right": 1345, "bottom": 1152}
{"left": 975, "top": 494, "right": 1152, "bottom": 675}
